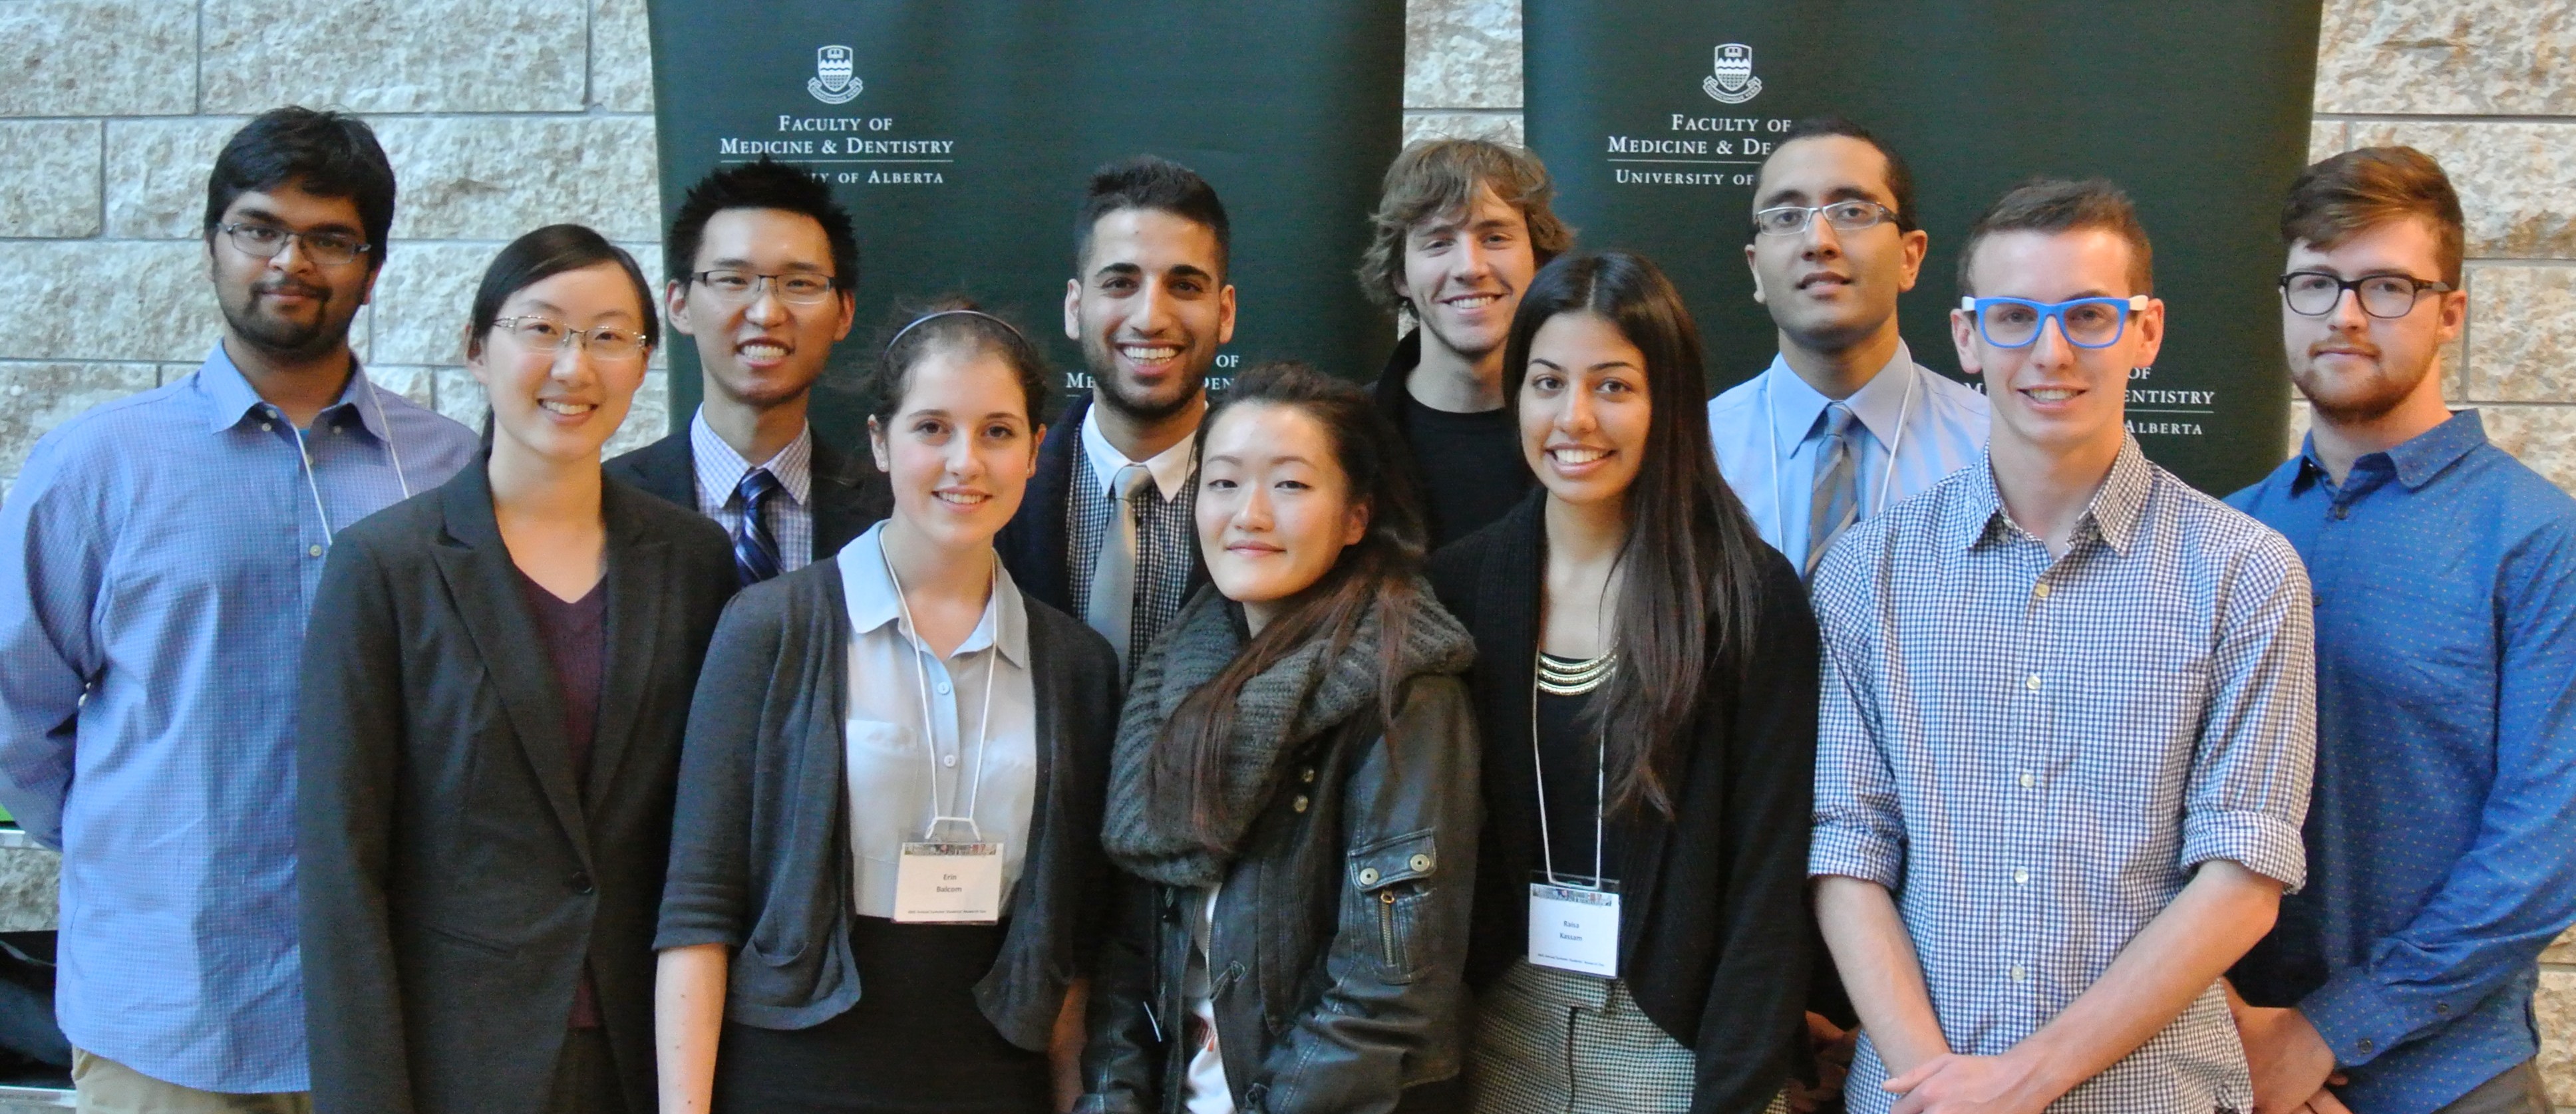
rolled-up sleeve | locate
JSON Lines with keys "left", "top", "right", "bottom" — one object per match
{"left": 2177, "top": 535, "right": 2314, "bottom": 891}
{"left": 1808, "top": 552, "right": 1905, "bottom": 890}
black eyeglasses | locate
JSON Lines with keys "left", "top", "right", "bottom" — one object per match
{"left": 216, "top": 221, "right": 371, "bottom": 267}
{"left": 2279, "top": 271, "right": 2452, "bottom": 319}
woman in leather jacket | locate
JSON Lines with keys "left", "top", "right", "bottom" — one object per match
{"left": 1075, "top": 362, "right": 1482, "bottom": 1114}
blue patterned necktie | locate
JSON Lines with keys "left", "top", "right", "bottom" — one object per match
{"left": 1806, "top": 402, "right": 1861, "bottom": 580}
{"left": 732, "top": 468, "right": 782, "bottom": 585}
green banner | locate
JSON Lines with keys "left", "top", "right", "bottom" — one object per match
{"left": 646, "top": 2, "right": 1404, "bottom": 442}
{"left": 1524, "top": 2, "right": 2323, "bottom": 493}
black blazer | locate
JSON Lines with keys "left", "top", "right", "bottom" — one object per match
{"left": 297, "top": 462, "right": 736, "bottom": 1114}
{"left": 1427, "top": 491, "right": 1818, "bottom": 1114}
{"left": 603, "top": 424, "right": 893, "bottom": 563}
{"left": 996, "top": 390, "right": 1209, "bottom": 615}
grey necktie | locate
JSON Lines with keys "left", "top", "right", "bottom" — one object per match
{"left": 1086, "top": 463, "right": 1152, "bottom": 672}
{"left": 1806, "top": 402, "right": 1861, "bottom": 579}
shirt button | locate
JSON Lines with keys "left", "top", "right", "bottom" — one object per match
{"left": 2357, "top": 1038, "right": 2375, "bottom": 1055}
{"left": 2331, "top": 504, "right": 2350, "bottom": 521}
{"left": 307, "top": 545, "right": 324, "bottom": 557}
{"left": 2434, "top": 1002, "right": 2450, "bottom": 1017}
{"left": 2033, "top": 583, "right": 2052, "bottom": 600}
{"left": 2025, "top": 674, "right": 2042, "bottom": 691}
{"left": 260, "top": 422, "right": 273, "bottom": 432}
{"left": 2009, "top": 964, "right": 2026, "bottom": 982}
{"left": 941, "top": 754, "right": 959, "bottom": 769}
{"left": 2012, "top": 867, "right": 2028, "bottom": 885}
{"left": 2019, "top": 772, "right": 2036, "bottom": 789}
{"left": 1292, "top": 795, "right": 1310, "bottom": 813}
{"left": 935, "top": 680, "right": 952, "bottom": 695}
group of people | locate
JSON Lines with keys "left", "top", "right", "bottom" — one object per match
{"left": 0, "top": 100, "right": 2565, "bottom": 1114}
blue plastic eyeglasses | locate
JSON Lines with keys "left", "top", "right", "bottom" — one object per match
{"left": 1959, "top": 295, "right": 2151, "bottom": 349}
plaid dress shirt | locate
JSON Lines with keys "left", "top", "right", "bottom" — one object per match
{"left": 1809, "top": 437, "right": 2317, "bottom": 1113}
{"left": 689, "top": 407, "right": 816, "bottom": 571}
{"left": 1067, "top": 447, "right": 1196, "bottom": 666}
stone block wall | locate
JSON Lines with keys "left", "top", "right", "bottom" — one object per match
{"left": 0, "top": 0, "right": 2568, "bottom": 1106}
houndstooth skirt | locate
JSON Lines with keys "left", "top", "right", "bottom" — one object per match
{"left": 1465, "top": 960, "right": 1791, "bottom": 1114}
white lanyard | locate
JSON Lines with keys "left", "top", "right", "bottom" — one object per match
{"left": 1764, "top": 362, "right": 1914, "bottom": 553}
{"left": 1528, "top": 652, "right": 1607, "bottom": 891}
{"left": 879, "top": 545, "right": 999, "bottom": 843}
{"left": 288, "top": 375, "right": 413, "bottom": 545}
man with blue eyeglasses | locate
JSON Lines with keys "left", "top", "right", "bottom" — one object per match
{"left": 1706, "top": 116, "right": 1988, "bottom": 579}
{"left": 1809, "top": 178, "right": 2316, "bottom": 1114}
{"left": 2226, "top": 148, "right": 2576, "bottom": 1114}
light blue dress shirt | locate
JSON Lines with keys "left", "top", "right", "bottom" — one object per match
{"left": 1705, "top": 343, "right": 1990, "bottom": 561}
{"left": 0, "top": 344, "right": 477, "bottom": 1092}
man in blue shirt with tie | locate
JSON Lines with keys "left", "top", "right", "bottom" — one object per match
{"left": 2227, "top": 147, "right": 2576, "bottom": 1114}
{"left": 1706, "top": 117, "right": 1988, "bottom": 577}
{"left": 0, "top": 108, "right": 478, "bottom": 1110}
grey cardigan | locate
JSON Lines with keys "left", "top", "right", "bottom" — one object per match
{"left": 654, "top": 554, "right": 1123, "bottom": 1049}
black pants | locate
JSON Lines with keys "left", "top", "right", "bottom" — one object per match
{"left": 713, "top": 916, "right": 1050, "bottom": 1114}
{"left": 546, "top": 1027, "right": 625, "bottom": 1114}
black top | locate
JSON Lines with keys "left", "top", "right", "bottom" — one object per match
{"left": 516, "top": 569, "right": 611, "bottom": 1031}
{"left": 1370, "top": 331, "right": 1535, "bottom": 549}
{"left": 1531, "top": 686, "right": 1625, "bottom": 886}
{"left": 298, "top": 464, "right": 739, "bottom": 1114}
{"left": 1427, "top": 490, "right": 1819, "bottom": 1114}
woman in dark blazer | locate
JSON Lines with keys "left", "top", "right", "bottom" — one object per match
{"left": 297, "top": 225, "right": 737, "bottom": 1114}
{"left": 1428, "top": 252, "right": 1819, "bottom": 1114}
{"left": 653, "top": 301, "right": 1122, "bottom": 1114}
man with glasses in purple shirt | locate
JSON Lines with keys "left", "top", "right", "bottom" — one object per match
{"left": 0, "top": 108, "right": 478, "bottom": 1111}
{"left": 1810, "top": 178, "right": 2316, "bottom": 1114}
{"left": 2226, "top": 148, "right": 2576, "bottom": 1114}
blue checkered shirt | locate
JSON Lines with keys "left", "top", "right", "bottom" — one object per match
{"left": 1810, "top": 437, "right": 2316, "bottom": 1113}
{"left": 0, "top": 344, "right": 478, "bottom": 1091}
{"left": 689, "top": 406, "right": 816, "bottom": 571}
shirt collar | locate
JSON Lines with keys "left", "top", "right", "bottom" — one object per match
{"left": 2312, "top": 408, "right": 2486, "bottom": 493}
{"left": 1762, "top": 341, "right": 1925, "bottom": 451}
{"left": 196, "top": 341, "right": 394, "bottom": 440}
{"left": 1956, "top": 434, "right": 2153, "bottom": 557}
{"left": 1079, "top": 404, "right": 1196, "bottom": 500}
{"left": 842, "top": 522, "right": 1029, "bottom": 668}
{"left": 691, "top": 406, "right": 814, "bottom": 507}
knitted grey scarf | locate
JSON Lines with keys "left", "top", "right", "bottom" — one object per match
{"left": 1101, "top": 578, "right": 1474, "bottom": 887}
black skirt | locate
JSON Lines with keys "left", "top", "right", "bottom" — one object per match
{"left": 713, "top": 915, "right": 1052, "bottom": 1114}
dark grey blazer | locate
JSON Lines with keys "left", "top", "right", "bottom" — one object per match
{"left": 603, "top": 424, "right": 892, "bottom": 562}
{"left": 654, "top": 553, "right": 1123, "bottom": 1049}
{"left": 297, "top": 462, "right": 736, "bottom": 1114}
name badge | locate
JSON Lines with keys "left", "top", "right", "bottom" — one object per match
{"left": 893, "top": 841, "right": 1004, "bottom": 924}
{"left": 1528, "top": 876, "right": 1620, "bottom": 978}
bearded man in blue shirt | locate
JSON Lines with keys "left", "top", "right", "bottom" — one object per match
{"left": 2227, "top": 147, "right": 2576, "bottom": 1114}
{"left": 0, "top": 108, "right": 478, "bottom": 1111}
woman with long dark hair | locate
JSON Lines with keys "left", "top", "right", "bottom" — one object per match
{"left": 1077, "top": 362, "right": 1480, "bottom": 1113}
{"left": 298, "top": 224, "right": 739, "bottom": 1113}
{"left": 652, "top": 301, "right": 1122, "bottom": 1114}
{"left": 1430, "top": 251, "right": 1819, "bottom": 1114}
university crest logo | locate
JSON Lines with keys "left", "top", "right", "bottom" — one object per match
{"left": 1702, "top": 43, "right": 1762, "bottom": 104}
{"left": 808, "top": 45, "right": 863, "bottom": 104}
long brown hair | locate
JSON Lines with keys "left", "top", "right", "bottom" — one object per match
{"left": 1150, "top": 362, "right": 1428, "bottom": 845}
{"left": 1502, "top": 251, "right": 1768, "bottom": 818}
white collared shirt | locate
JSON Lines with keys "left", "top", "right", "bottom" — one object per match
{"left": 1078, "top": 405, "right": 1197, "bottom": 501}
{"left": 837, "top": 523, "right": 1039, "bottom": 918}
{"left": 1705, "top": 342, "right": 1990, "bottom": 561}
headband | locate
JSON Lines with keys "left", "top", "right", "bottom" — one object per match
{"left": 884, "top": 308, "right": 1033, "bottom": 354}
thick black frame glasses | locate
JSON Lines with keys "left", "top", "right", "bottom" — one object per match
{"left": 2278, "top": 271, "right": 2452, "bottom": 319}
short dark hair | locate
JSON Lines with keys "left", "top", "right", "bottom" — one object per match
{"left": 1956, "top": 178, "right": 2154, "bottom": 298}
{"left": 864, "top": 297, "right": 1050, "bottom": 429}
{"left": 2281, "top": 146, "right": 2464, "bottom": 286}
{"left": 1752, "top": 116, "right": 1918, "bottom": 237}
{"left": 204, "top": 106, "right": 397, "bottom": 271}
{"left": 665, "top": 158, "right": 860, "bottom": 289}
{"left": 466, "top": 223, "right": 661, "bottom": 358}
{"left": 1073, "top": 156, "right": 1231, "bottom": 279}
{"left": 1358, "top": 139, "right": 1575, "bottom": 315}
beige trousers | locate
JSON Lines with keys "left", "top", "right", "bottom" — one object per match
{"left": 70, "top": 1049, "right": 310, "bottom": 1114}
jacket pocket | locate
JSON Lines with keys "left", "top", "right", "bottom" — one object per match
{"left": 417, "top": 919, "right": 517, "bottom": 958}
{"left": 1347, "top": 829, "right": 1439, "bottom": 984}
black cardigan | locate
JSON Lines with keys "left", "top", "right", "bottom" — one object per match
{"left": 1426, "top": 491, "right": 1819, "bottom": 1114}
{"left": 654, "top": 553, "right": 1123, "bottom": 1049}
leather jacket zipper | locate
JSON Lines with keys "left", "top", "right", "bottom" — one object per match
{"left": 1378, "top": 889, "right": 1402, "bottom": 970}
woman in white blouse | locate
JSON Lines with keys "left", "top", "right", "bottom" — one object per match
{"left": 653, "top": 301, "right": 1124, "bottom": 1114}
